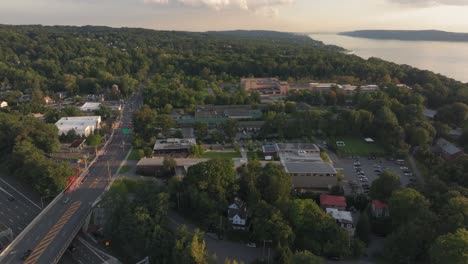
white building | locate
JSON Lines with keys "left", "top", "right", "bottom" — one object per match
{"left": 0, "top": 101, "right": 7, "bottom": 108}
{"left": 55, "top": 116, "right": 101, "bottom": 137}
{"left": 326, "top": 208, "right": 355, "bottom": 236}
{"left": 228, "top": 201, "right": 249, "bottom": 231}
{"left": 80, "top": 102, "right": 101, "bottom": 112}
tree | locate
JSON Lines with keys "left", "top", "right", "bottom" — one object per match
{"left": 190, "top": 230, "right": 208, "bottom": 264}
{"left": 156, "top": 114, "right": 176, "bottom": 137}
{"left": 430, "top": 229, "right": 468, "bottom": 264}
{"left": 257, "top": 163, "right": 291, "bottom": 204}
{"left": 194, "top": 122, "right": 208, "bottom": 140}
{"left": 389, "top": 188, "right": 431, "bottom": 228}
{"left": 292, "top": 251, "right": 323, "bottom": 264}
{"left": 252, "top": 200, "right": 294, "bottom": 247}
{"left": 221, "top": 119, "right": 238, "bottom": 141}
{"left": 162, "top": 157, "right": 177, "bottom": 176}
{"left": 355, "top": 212, "right": 371, "bottom": 244}
{"left": 87, "top": 134, "right": 102, "bottom": 146}
{"left": 370, "top": 171, "right": 401, "bottom": 202}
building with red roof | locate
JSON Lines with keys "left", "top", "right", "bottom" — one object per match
{"left": 371, "top": 200, "right": 389, "bottom": 218}
{"left": 320, "top": 194, "right": 347, "bottom": 211}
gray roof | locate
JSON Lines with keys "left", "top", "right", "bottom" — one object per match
{"left": 153, "top": 138, "right": 196, "bottom": 151}
{"left": 277, "top": 143, "right": 320, "bottom": 152}
{"left": 262, "top": 144, "right": 279, "bottom": 153}
{"left": 424, "top": 108, "right": 437, "bottom": 118}
{"left": 284, "top": 161, "right": 337, "bottom": 174}
{"left": 436, "top": 138, "right": 463, "bottom": 155}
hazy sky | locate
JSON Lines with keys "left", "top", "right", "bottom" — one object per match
{"left": 1, "top": 0, "right": 468, "bottom": 32}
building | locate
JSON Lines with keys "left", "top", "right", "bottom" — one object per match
{"left": 0, "top": 101, "right": 7, "bottom": 108}
{"left": 308, "top": 83, "right": 341, "bottom": 92}
{"left": 55, "top": 116, "right": 101, "bottom": 137}
{"left": 136, "top": 157, "right": 209, "bottom": 176}
{"left": 341, "top": 85, "right": 358, "bottom": 95}
{"left": 153, "top": 138, "right": 197, "bottom": 157}
{"left": 423, "top": 108, "right": 437, "bottom": 119}
{"left": 360, "top": 85, "right": 379, "bottom": 92}
{"left": 69, "top": 138, "right": 87, "bottom": 152}
{"left": 194, "top": 105, "right": 262, "bottom": 120}
{"left": 277, "top": 143, "right": 320, "bottom": 156}
{"left": 241, "top": 78, "right": 289, "bottom": 96}
{"left": 43, "top": 96, "right": 55, "bottom": 104}
{"left": 80, "top": 102, "right": 101, "bottom": 112}
{"left": 371, "top": 200, "right": 389, "bottom": 218}
{"left": 320, "top": 195, "right": 347, "bottom": 211}
{"left": 449, "top": 128, "right": 463, "bottom": 138}
{"left": 434, "top": 138, "right": 464, "bottom": 160}
{"left": 284, "top": 162, "right": 337, "bottom": 190}
{"left": 326, "top": 208, "right": 355, "bottom": 236}
{"left": 262, "top": 144, "right": 279, "bottom": 157}
{"left": 228, "top": 200, "right": 249, "bottom": 231}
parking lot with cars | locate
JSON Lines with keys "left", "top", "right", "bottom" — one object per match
{"left": 333, "top": 155, "right": 416, "bottom": 195}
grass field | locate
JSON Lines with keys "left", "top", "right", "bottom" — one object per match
{"left": 127, "top": 148, "right": 142, "bottom": 160}
{"left": 119, "top": 165, "right": 131, "bottom": 174}
{"left": 201, "top": 151, "right": 241, "bottom": 159}
{"left": 335, "top": 136, "right": 385, "bottom": 157}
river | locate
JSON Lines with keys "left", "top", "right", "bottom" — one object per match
{"left": 309, "top": 33, "right": 468, "bottom": 83}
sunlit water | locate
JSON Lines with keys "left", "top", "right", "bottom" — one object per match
{"left": 309, "top": 33, "right": 468, "bottom": 83}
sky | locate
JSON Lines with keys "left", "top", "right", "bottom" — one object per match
{"left": 1, "top": 0, "right": 468, "bottom": 32}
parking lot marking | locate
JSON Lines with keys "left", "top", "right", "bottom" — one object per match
{"left": 0, "top": 178, "right": 41, "bottom": 210}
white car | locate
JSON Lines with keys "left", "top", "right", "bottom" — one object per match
{"left": 246, "top": 242, "right": 257, "bottom": 248}
{"left": 400, "top": 166, "right": 409, "bottom": 170}
{"left": 404, "top": 173, "right": 413, "bottom": 176}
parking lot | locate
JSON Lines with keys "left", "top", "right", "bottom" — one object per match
{"left": 0, "top": 177, "right": 42, "bottom": 251}
{"left": 332, "top": 154, "right": 416, "bottom": 195}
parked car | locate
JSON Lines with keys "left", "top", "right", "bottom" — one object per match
{"left": 7, "top": 196, "right": 15, "bottom": 202}
{"left": 21, "top": 250, "right": 32, "bottom": 260}
{"left": 62, "top": 197, "right": 70, "bottom": 204}
{"left": 404, "top": 173, "right": 413, "bottom": 176}
{"left": 246, "top": 242, "right": 257, "bottom": 248}
{"left": 400, "top": 166, "right": 409, "bottom": 170}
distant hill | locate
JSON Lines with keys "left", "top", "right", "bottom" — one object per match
{"left": 339, "top": 30, "right": 468, "bottom": 42}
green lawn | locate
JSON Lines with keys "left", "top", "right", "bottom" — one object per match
{"left": 119, "top": 165, "right": 131, "bottom": 174}
{"left": 335, "top": 136, "right": 385, "bottom": 157}
{"left": 201, "top": 151, "right": 241, "bottom": 159}
{"left": 127, "top": 148, "right": 142, "bottom": 160}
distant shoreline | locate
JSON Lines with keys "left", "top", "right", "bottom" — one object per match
{"left": 339, "top": 30, "right": 468, "bottom": 43}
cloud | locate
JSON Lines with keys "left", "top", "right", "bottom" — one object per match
{"left": 143, "top": 0, "right": 294, "bottom": 15}
{"left": 388, "top": 0, "right": 468, "bottom": 6}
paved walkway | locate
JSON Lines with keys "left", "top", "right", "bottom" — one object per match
{"left": 408, "top": 155, "right": 425, "bottom": 184}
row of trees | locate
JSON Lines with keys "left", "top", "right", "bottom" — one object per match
{"left": 0, "top": 112, "right": 74, "bottom": 195}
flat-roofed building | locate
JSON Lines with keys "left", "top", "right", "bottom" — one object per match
{"left": 283, "top": 161, "right": 337, "bottom": 190}
{"left": 55, "top": 116, "right": 101, "bottom": 137}
{"left": 308, "top": 83, "right": 341, "bottom": 92}
{"left": 80, "top": 102, "right": 101, "bottom": 112}
{"left": 241, "top": 78, "right": 289, "bottom": 96}
{"left": 153, "top": 138, "right": 197, "bottom": 157}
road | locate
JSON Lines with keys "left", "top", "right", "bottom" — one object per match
{"left": 0, "top": 91, "right": 141, "bottom": 264}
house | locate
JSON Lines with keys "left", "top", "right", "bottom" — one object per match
{"left": 360, "top": 84, "right": 379, "bottom": 92}
{"left": 341, "top": 84, "right": 358, "bottom": 95}
{"left": 69, "top": 138, "right": 87, "bottom": 152}
{"left": 43, "top": 96, "right": 55, "bottom": 104}
{"left": 449, "top": 128, "right": 463, "bottom": 138}
{"left": 80, "top": 102, "right": 101, "bottom": 112}
{"left": 262, "top": 144, "right": 279, "bottom": 157}
{"left": 326, "top": 208, "right": 355, "bottom": 236}
{"left": 371, "top": 200, "right": 389, "bottom": 218}
{"left": 434, "top": 138, "right": 464, "bottom": 160}
{"left": 55, "top": 116, "right": 101, "bottom": 137}
{"left": 0, "top": 101, "right": 7, "bottom": 108}
{"left": 423, "top": 108, "right": 437, "bottom": 119}
{"left": 153, "top": 138, "right": 197, "bottom": 157}
{"left": 241, "top": 78, "right": 289, "bottom": 96}
{"left": 320, "top": 195, "right": 347, "bottom": 211}
{"left": 228, "top": 200, "right": 249, "bottom": 231}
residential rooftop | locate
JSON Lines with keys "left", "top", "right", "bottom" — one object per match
{"left": 153, "top": 138, "right": 197, "bottom": 151}
{"left": 320, "top": 195, "right": 347, "bottom": 208}
{"left": 326, "top": 208, "right": 353, "bottom": 223}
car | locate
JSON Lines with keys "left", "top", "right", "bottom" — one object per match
{"left": 404, "top": 173, "right": 413, "bottom": 176}
{"left": 360, "top": 179, "right": 368, "bottom": 182}
{"left": 68, "top": 244, "right": 77, "bottom": 253}
{"left": 246, "top": 242, "right": 256, "bottom": 248}
{"left": 21, "top": 250, "right": 32, "bottom": 260}
{"left": 363, "top": 190, "right": 370, "bottom": 194}
{"left": 354, "top": 162, "right": 361, "bottom": 166}
{"left": 374, "top": 169, "right": 382, "bottom": 173}
{"left": 400, "top": 166, "right": 409, "bottom": 170}
{"left": 7, "top": 196, "right": 15, "bottom": 202}
{"left": 355, "top": 168, "right": 362, "bottom": 172}
{"left": 62, "top": 197, "right": 70, "bottom": 204}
